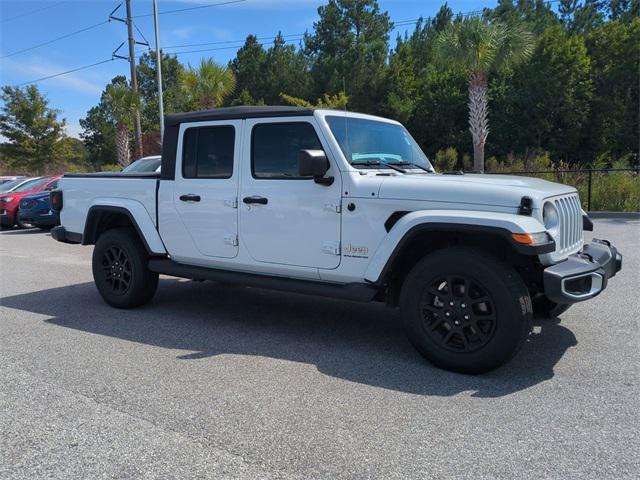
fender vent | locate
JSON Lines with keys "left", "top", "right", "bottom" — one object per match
{"left": 518, "top": 196, "right": 533, "bottom": 215}
{"left": 385, "top": 211, "right": 410, "bottom": 232}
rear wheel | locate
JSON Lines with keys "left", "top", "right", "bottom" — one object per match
{"left": 400, "top": 247, "right": 532, "bottom": 374}
{"left": 92, "top": 227, "right": 158, "bottom": 308}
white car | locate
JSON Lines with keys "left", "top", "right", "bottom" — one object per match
{"left": 50, "top": 106, "right": 622, "bottom": 373}
{"left": 0, "top": 176, "right": 37, "bottom": 193}
{"left": 0, "top": 175, "right": 25, "bottom": 187}
{"left": 122, "top": 155, "right": 161, "bottom": 174}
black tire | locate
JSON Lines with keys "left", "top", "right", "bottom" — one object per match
{"left": 400, "top": 247, "right": 532, "bottom": 374}
{"left": 92, "top": 227, "right": 159, "bottom": 309}
{"left": 532, "top": 295, "right": 571, "bottom": 319}
{"left": 16, "top": 215, "right": 30, "bottom": 229}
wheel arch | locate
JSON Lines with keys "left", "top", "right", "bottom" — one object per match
{"left": 365, "top": 210, "right": 550, "bottom": 304}
{"left": 83, "top": 204, "right": 166, "bottom": 255}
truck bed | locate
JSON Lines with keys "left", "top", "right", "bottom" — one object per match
{"left": 59, "top": 174, "right": 159, "bottom": 236}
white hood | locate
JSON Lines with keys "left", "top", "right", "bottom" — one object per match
{"left": 377, "top": 173, "right": 577, "bottom": 208}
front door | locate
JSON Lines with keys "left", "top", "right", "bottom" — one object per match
{"left": 240, "top": 118, "right": 342, "bottom": 269}
{"left": 172, "top": 120, "right": 241, "bottom": 259}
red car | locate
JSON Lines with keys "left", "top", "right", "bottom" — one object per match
{"left": 0, "top": 175, "right": 62, "bottom": 229}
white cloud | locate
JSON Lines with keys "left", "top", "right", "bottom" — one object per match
{"left": 210, "top": 27, "right": 233, "bottom": 40}
{"left": 65, "top": 122, "right": 84, "bottom": 139}
{"left": 171, "top": 25, "right": 199, "bottom": 39}
{"left": 0, "top": 57, "right": 103, "bottom": 96}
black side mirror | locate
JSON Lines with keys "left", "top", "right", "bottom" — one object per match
{"left": 298, "top": 149, "right": 333, "bottom": 185}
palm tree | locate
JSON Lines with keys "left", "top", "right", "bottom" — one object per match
{"left": 179, "top": 59, "right": 236, "bottom": 110}
{"left": 104, "top": 85, "right": 140, "bottom": 167}
{"left": 435, "top": 17, "right": 534, "bottom": 172}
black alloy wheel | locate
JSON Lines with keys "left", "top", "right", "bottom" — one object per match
{"left": 419, "top": 275, "right": 496, "bottom": 353}
{"left": 102, "top": 245, "right": 132, "bottom": 295}
{"left": 92, "top": 227, "right": 158, "bottom": 308}
{"left": 400, "top": 247, "right": 532, "bottom": 374}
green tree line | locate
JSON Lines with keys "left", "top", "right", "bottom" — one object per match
{"left": 1, "top": 0, "right": 638, "bottom": 175}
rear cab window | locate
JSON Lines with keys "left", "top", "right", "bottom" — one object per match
{"left": 182, "top": 126, "right": 235, "bottom": 179}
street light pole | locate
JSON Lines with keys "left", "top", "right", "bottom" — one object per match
{"left": 153, "top": 0, "right": 165, "bottom": 142}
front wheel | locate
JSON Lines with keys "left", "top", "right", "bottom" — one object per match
{"left": 92, "top": 227, "right": 159, "bottom": 309}
{"left": 16, "top": 215, "right": 30, "bottom": 229}
{"left": 400, "top": 247, "right": 532, "bottom": 374}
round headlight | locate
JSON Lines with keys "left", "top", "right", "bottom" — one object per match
{"left": 543, "top": 202, "right": 559, "bottom": 233}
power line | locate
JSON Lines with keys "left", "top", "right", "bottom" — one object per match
{"left": 167, "top": 37, "right": 304, "bottom": 57}
{"left": 133, "top": 0, "right": 247, "bottom": 19}
{"left": 2, "top": 1, "right": 69, "bottom": 23}
{"left": 133, "top": 21, "right": 151, "bottom": 48}
{"left": 11, "top": 3, "right": 559, "bottom": 87}
{"left": 163, "top": 33, "right": 305, "bottom": 51}
{"left": 0, "top": 0, "right": 246, "bottom": 59}
{"left": 159, "top": 14, "right": 484, "bottom": 54}
{"left": 1, "top": 20, "right": 109, "bottom": 59}
{"left": 16, "top": 58, "right": 114, "bottom": 87}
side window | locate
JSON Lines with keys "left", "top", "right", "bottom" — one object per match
{"left": 182, "top": 126, "right": 235, "bottom": 178}
{"left": 47, "top": 180, "right": 58, "bottom": 190}
{"left": 252, "top": 122, "right": 323, "bottom": 179}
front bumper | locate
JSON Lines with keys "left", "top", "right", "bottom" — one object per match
{"left": 18, "top": 209, "right": 59, "bottom": 227}
{"left": 543, "top": 239, "right": 622, "bottom": 304}
{"left": 0, "top": 209, "right": 15, "bottom": 227}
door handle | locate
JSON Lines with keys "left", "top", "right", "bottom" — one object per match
{"left": 180, "top": 194, "right": 201, "bottom": 202}
{"left": 243, "top": 196, "right": 268, "bottom": 205}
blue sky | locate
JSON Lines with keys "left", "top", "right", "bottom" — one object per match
{"left": 0, "top": 0, "right": 496, "bottom": 137}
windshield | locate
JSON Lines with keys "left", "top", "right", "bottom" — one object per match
{"left": 326, "top": 116, "right": 433, "bottom": 171}
{"left": 12, "top": 177, "right": 49, "bottom": 192}
{"left": 0, "top": 178, "right": 30, "bottom": 192}
{"left": 123, "top": 156, "right": 161, "bottom": 173}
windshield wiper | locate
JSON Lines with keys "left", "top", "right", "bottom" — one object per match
{"left": 351, "top": 159, "right": 407, "bottom": 173}
{"left": 393, "top": 161, "right": 433, "bottom": 173}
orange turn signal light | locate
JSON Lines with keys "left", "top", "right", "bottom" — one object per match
{"left": 512, "top": 233, "right": 535, "bottom": 245}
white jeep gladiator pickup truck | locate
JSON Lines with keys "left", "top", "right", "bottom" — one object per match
{"left": 50, "top": 106, "right": 622, "bottom": 373}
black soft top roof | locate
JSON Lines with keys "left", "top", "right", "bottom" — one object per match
{"left": 165, "top": 106, "right": 314, "bottom": 126}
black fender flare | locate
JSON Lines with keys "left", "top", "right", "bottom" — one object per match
{"left": 83, "top": 205, "right": 154, "bottom": 254}
{"left": 373, "top": 222, "right": 555, "bottom": 286}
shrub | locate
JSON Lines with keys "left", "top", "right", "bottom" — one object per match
{"left": 434, "top": 147, "right": 458, "bottom": 171}
{"left": 100, "top": 164, "right": 121, "bottom": 172}
{"left": 462, "top": 153, "right": 472, "bottom": 171}
{"left": 481, "top": 152, "right": 639, "bottom": 211}
{"left": 485, "top": 156, "right": 500, "bottom": 172}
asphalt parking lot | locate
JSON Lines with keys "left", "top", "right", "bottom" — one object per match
{"left": 1, "top": 219, "right": 639, "bottom": 479}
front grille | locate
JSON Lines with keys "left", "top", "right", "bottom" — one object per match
{"left": 551, "top": 194, "right": 583, "bottom": 254}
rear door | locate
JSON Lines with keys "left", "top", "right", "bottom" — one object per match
{"left": 170, "top": 120, "right": 241, "bottom": 259}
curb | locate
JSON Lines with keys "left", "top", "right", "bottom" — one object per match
{"left": 588, "top": 211, "right": 640, "bottom": 219}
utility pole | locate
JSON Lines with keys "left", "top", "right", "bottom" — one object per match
{"left": 153, "top": 0, "right": 164, "bottom": 142}
{"left": 125, "top": 0, "right": 143, "bottom": 159}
